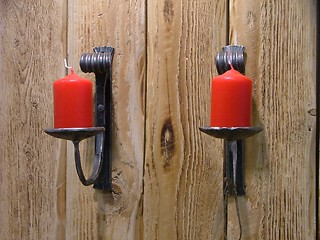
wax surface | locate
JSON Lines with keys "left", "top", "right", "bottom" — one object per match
{"left": 54, "top": 70, "right": 93, "bottom": 128}
{"left": 210, "top": 68, "right": 252, "bottom": 127}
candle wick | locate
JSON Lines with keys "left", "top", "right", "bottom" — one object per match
{"left": 64, "top": 59, "right": 74, "bottom": 74}
{"left": 229, "top": 63, "right": 234, "bottom": 70}
{"left": 226, "top": 52, "right": 234, "bottom": 70}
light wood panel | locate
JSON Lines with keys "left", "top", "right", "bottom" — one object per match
{"left": 66, "top": 0, "right": 146, "bottom": 239}
{"left": 228, "top": 0, "right": 317, "bottom": 239}
{"left": 144, "top": 0, "right": 227, "bottom": 239}
{"left": 0, "top": 0, "right": 317, "bottom": 239}
{"left": 0, "top": 0, "right": 67, "bottom": 239}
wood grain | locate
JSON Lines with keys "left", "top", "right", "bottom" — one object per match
{"left": 229, "top": 0, "right": 317, "bottom": 239}
{"left": 66, "top": 0, "right": 146, "bottom": 239}
{"left": 144, "top": 0, "right": 227, "bottom": 239}
{"left": 0, "top": 0, "right": 67, "bottom": 239}
{"left": 0, "top": 0, "right": 317, "bottom": 239}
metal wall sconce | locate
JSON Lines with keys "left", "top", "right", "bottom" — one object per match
{"left": 199, "top": 45, "right": 263, "bottom": 239}
{"left": 45, "top": 46, "right": 114, "bottom": 191}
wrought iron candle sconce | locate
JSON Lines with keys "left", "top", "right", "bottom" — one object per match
{"left": 45, "top": 46, "right": 114, "bottom": 191}
{"left": 199, "top": 45, "right": 262, "bottom": 239}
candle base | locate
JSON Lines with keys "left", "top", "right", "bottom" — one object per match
{"left": 199, "top": 126, "right": 263, "bottom": 140}
{"left": 45, "top": 127, "right": 105, "bottom": 141}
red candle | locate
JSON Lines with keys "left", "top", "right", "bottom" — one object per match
{"left": 54, "top": 69, "right": 93, "bottom": 128}
{"left": 210, "top": 66, "right": 252, "bottom": 127}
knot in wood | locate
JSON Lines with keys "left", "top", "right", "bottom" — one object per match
{"left": 160, "top": 118, "right": 175, "bottom": 163}
{"left": 163, "top": 0, "right": 174, "bottom": 23}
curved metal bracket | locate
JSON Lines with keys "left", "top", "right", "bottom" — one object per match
{"left": 216, "top": 45, "right": 246, "bottom": 74}
{"left": 44, "top": 127, "right": 108, "bottom": 188}
{"left": 79, "top": 46, "right": 114, "bottom": 190}
{"left": 73, "top": 131, "right": 104, "bottom": 186}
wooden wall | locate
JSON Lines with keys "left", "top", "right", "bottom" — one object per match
{"left": 0, "top": 0, "right": 317, "bottom": 239}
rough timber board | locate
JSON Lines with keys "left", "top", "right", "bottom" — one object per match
{"left": 228, "top": 0, "right": 317, "bottom": 238}
{"left": 144, "top": 0, "right": 227, "bottom": 239}
{"left": 66, "top": 0, "right": 146, "bottom": 239}
{"left": 0, "top": 0, "right": 67, "bottom": 239}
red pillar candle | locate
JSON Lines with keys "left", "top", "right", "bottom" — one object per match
{"left": 210, "top": 66, "right": 252, "bottom": 127}
{"left": 54, "top": 69, "right": 93, "bottom": 128}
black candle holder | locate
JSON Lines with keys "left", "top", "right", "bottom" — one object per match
{"left": 45, "top": 46, "right": 114, "bottom": 191}
{"left": 199, "top": 126, "right": 262, "bottom": 195}
{"left": 200, "top": 45, "right": 263, "bottom": 239}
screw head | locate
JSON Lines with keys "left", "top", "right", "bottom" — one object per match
{"left": 97, "top": 104, "right": 105, "bottom": 112}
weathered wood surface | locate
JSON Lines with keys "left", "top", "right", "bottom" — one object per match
{"left": 144, "top": 0, "right": 227, "bottom": 239}
{"left": 228, "top": 0, "right": 317, "bottom": 239}
{"left": 0, "top": 0, "right": 317, "bottom": 239}
{"left": 0, "top": 1, "right": 67, "bottom": 239}
{"left": 66, "top": 0, "right": 146, "bottom": 239}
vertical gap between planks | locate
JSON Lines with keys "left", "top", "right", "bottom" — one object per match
{"left": 226, "top": 0, "right": 230, "bottom": 45}
{"left": 141, "top": 0, "right": 148, "bottom": 193}
{"left": 316, "top": 0, "right": 320, "bottom": 238}
{"left": 141, "top": 1, "right": 148, "bottom": 237}
{"left": 64, "top": 0, "right": 69, "bottom": 239}
{"left": 65, "top": 0, "right": 69, "bottom": 76}
{"left": 142, "top": 0, "right": 148, "bottom": 196}
{"left": 225, "top": 0, "right": 230, "bottom": 238}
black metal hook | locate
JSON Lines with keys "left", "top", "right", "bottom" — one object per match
{"left": 80, "top": 46, "right": 114, "bottom": 190}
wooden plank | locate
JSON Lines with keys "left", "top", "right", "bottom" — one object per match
{"left": 0, "top": 0, "right": 67, "bottom": 239}
{"left": 229, "top": 0, "right": 317, "bottom": 239}
{"left": 144, "top": 0, "right": 227, "bottom": 239}
{"left": 66, "top": 0, "right": 146, "bottom": 239}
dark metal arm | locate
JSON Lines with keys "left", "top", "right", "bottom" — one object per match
{"left": 80, "top": 46, "right": 114, "bottom": 190}
{"left": 73, "top": 131, "right": 104, "bottom": 186}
